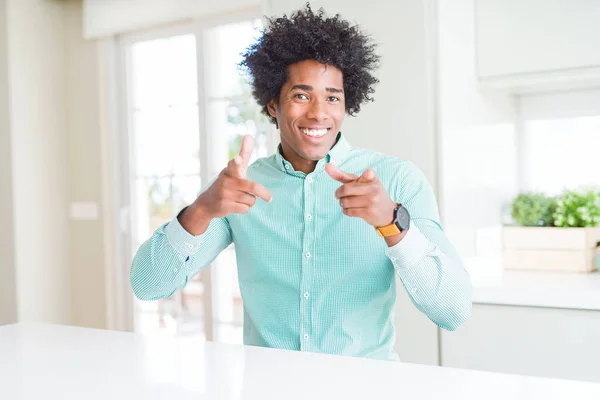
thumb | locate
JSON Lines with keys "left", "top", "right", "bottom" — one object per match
{"left": 357, "top": 168, "right": 378, "bottom": 183}
{"left": 227, "top": 135, "right": 253, "bottom": 179}
{"left": 238, "top": 135, "right": 254, "bottom": 168}
{"left": 325, "top": 163, "right": 358, "bottom": 183}
{"left": 226, "top": 155, "right": 246, "bottom": 179}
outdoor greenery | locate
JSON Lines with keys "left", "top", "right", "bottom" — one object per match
{"left": 226, "top": 76, "right": 270, "bottom": 160}
{"left": 510, "top": 189, "right": 600, "bottom": 228}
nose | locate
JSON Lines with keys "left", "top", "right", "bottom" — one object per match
{"left": 306, "top": 99, "right": 328, "bottom": 122}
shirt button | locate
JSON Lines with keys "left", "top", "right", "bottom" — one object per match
{"left": 185, "top": 243, "right": 193, "bottom": 249}
{"left": 304, "top": 292, "right": 309, "bottom": 299}
{"left": 303, "top": 334, "right": 309, "bottom": 340}
{"left": 307, "top": 177, "right": 313, "bottom": 183}
{"left": 173, "top": 268, "right": 178, "bottom": 273}
{"left": 284, "top": 164, "right": 290, "bottom": 170}
{"left": 411, "top": 288, "right": 417, "bottom": 294}
{"left": 391, "top": 257, "right": 397, "bottom": 262}
{"left": 306, "top": 214, "right": 312, "bottom": 221}
{"left": 305, "top": 252, "right": 311, "bottom": 258}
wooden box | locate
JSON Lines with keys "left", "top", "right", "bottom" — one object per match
{"left": 502, "top": 226, "right": 600, "bottom": 272}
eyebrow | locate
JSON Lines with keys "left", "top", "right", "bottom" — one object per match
{"left": 290, "top": 84, "right": 344, "bottom": 94}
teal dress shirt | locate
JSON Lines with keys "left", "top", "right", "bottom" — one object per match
{"left": 130, "top": 134, "right": 472, "bottom": 361}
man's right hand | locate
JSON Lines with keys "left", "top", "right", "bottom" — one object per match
{"left": 179, "top": 135, "right": 272, "bottom": 235}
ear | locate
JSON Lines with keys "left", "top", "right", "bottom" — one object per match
{"left": 267, "top": 99, "right": 277, "bottom": 118}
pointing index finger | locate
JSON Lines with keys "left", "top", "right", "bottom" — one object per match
{"left": 238, "top": 135, "right": 254, "bottom": 168}
{"left": 239, "top": 179, "right": 272, "bottom": 203}
{"left": 325, "top": 163, "right": 358, "bottom": 184}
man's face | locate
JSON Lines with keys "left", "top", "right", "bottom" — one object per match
{"left": 268, "top": 59, "right": 345, "bottom": 169}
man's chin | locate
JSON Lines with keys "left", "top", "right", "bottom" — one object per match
{"left": 301, "top": 151, "right": 329, "bottom": 162}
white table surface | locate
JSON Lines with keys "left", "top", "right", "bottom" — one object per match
{"left": 2, "top": 323, "right": 600, "bottom": 399}
{"left": 465, "top": 257, "right": 600, "bottom": 310}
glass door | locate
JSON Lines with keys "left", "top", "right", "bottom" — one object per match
{"left": 120, "top": 16, "right": 270, "bottom": 343}
{"left": 124, "top": 30, "right": 205, "bottom": 337}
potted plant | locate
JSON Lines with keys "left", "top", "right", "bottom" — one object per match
{"left": 503, "top": 189, "right": 600, "bottom": 272}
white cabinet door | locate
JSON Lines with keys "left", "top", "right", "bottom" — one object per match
{"left": 476, "top": 0, "right": 600, "bottom": 79}
{"left": 441, "top": 304, "right": 600, "bottom": 383}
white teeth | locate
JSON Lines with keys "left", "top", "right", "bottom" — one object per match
{"left": 301, "top": 128, "right": 327, "bottom": 137}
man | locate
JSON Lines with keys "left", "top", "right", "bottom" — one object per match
{"left": 130, "top": 4, "right": 472, "bottom": 361}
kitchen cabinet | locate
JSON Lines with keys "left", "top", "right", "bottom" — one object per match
{"left": 441, "top": 303, "right": 600, "bottom": 383}
{"left": 475, "top": 0, "right": 600, "bottom": 91}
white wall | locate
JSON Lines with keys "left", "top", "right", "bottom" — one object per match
{"left": 64, "top": 0, "right": 107, "bottom": 329}
{"left": 265, "top": 0, "right": 440, "bottom": 365}
{"left": 6, "top": 0, "right": 70, "bottom": 324}
{"left": 0, "top": 0, "right": 18, "bottom": 325}
{"left": 83, "top": 0, "right": 261, "bottom": 38}
{"left": 437, "top": 0, "right": 518, "bottom": 258}
{"left": 1, "top": 0, "right": 110, "bottom": 329}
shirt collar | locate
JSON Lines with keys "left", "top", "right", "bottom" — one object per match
{"left": 274, "top": 132, "right": 352, "bottom": 175}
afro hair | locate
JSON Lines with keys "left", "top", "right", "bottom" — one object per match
{"left": 240, "top": 3, "right": 380, "bottom": 125}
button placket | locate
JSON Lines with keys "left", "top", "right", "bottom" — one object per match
{"left": 299, "top": 174, "right": 316, "bottom": 351}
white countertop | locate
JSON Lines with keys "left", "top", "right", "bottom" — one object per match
{"left": 2, "top": 323, "right": 600, "bottom": 399}
{"left": 466, "top": 257, "right": 600, "bottom": 310}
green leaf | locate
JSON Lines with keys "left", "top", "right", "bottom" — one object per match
{"left": 553, "top": 189, "right": 600, "bottom": 228}
{"left": 510, "top": 193, "right": 557, "bottom": 227}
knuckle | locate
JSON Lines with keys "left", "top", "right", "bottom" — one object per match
{"left": 220, "top": 177, "right": 230, "bottom": 189}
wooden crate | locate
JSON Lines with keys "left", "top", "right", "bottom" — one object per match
{"left": 502, "top": 226, "right": 600, "bottom": 272}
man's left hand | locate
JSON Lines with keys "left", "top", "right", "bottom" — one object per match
{"left": 325, "top": 163, "right": 397, "bottom": 228}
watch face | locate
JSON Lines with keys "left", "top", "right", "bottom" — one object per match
{"left": 395, "top": 206, "right": 410, "bottom": 231}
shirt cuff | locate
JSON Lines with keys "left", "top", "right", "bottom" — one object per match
{"left": 164, "top": 214, "right": 206, "bottom": 257}
{"left": 385, "top": 224, "right": 430, "bottom": 270}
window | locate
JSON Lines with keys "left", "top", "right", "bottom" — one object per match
{"left": 120, "top": 16, "right": 270, "bottom": 343}
{"left": 518, "top": 91, "right": 600, "bottom": 196}
{"left": 440, "top": 90, "right": 600, "bottom": 260}
{"left": 127, "top": 32, "right": 202, "bottom": 337}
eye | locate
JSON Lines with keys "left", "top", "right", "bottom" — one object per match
{"left": 328, "top": 96, "right": 340, "bottom": 102}
{"left": 294, "top": 93, "right": 309, "bottom": 100}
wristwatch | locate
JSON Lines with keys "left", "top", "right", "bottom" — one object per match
{"left": 375, "top": 203, "right": 410, "bottom": 238}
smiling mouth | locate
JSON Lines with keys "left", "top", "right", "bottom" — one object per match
{"left": 301, "top": 127, "right": 329, "bottom": 138}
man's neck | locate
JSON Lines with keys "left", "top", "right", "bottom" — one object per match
{"left": 282, "top": 149, "right": 318, "bottom": 174}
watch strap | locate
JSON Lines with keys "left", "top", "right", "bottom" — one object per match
{"left": 375, "top": 203, "right": 402, "bottom": 238}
